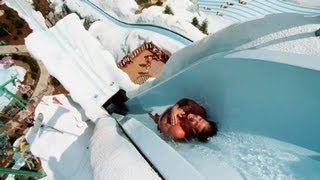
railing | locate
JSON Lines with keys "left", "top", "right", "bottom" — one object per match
{"left": 0, "top": 167, "right": 45, "bottom": 178}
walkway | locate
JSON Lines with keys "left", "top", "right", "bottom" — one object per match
{"left": 198, "top": 0, "right": 320, "bottom": 22}
{"left": 0, "top": 45, "right": 51, "bottom": 106}
{"left": 120, "top": 50, "right": 165, "bottom": 84}
{"left": 0, "top": 45, "right": 29, "bottom": 55}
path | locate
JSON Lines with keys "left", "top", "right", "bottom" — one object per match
{"left": 0, "top": 45, "right": 51, "bottom": 106}
{"left": 0, "top": 45, "right": 29, "bottom": 55}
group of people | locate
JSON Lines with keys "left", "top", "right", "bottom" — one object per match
{"left": 149, "top": 98, "right": 218, "bottom": 142}
{"left": 150, "top": 47, "right": 169, "bottom": 63}
{"left": 216, "top": 0, "right": 247, "bottom": 17}
{"left": 239, "top": 0, "right": 247, "bottom": 5}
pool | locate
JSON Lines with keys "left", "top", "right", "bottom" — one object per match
{"left": 0, "top": 65, "right": 26, "bottom": 111}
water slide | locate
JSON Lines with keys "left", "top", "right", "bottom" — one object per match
{"left": 122, "top": 49, "right": 320, "bottom": 179}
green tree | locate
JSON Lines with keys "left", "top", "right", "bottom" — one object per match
{"left": 4, "top": 9, "right": 14, "bottom": 20}
{"left": 199, "top": 19, "right": 208, "bottom": 34}
{"left": 13, "top": 18, "right": 25, "bottom": 29}
{"left": 163, "top": 5, "right": 174, "bottom": 15}
{"left": 191, "top": 17, "right": 199, "bottom": 27}
{"left": 316, "top": 28, "right": 320, "bottom": 37}
{"left": 0, "top": 132, "right": 10, "bottom": 156}
{"left": 0, "top": 23, "right": 11, "bottom": 37}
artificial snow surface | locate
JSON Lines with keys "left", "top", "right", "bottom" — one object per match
{"left": 25, "top": 94, "right": 94, "bottom": 180}
{"left": 48, "top": 0, "right": 64, "bottom": 13}
{"left": 25, "top": 13, "right": 138, "bottom": 122}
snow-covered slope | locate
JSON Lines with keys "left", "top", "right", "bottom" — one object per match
{"left": 69, "top": 0, "right": 232, "bottom": 41}
{"left": 26, "top": 94, "right": 94, "bottom": 180}
{"left": 90, "top": 116, "right": 160, "bottom": 180}
{"left": 25, "top": 13, "right": 138, "bottom": 122}
{"left": 25, "top": 13, "right": 160, "bottom": 180}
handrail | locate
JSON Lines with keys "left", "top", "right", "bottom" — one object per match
{"left": 0, "top": 167, "right": 45, "bottom": 178}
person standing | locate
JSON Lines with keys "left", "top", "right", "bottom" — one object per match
{"left": 145, "top": 55, "right": 152, "bottom": 72}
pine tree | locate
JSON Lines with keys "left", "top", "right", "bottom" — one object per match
{"left": 316, "top": 28, "right": 320, "bottom": 37}
{"left": 191, "top": 17, "right": 199, "bottom": 27}
{"left": 200, "top": 19, "right": 208, "bottom": 34}
{"left": 163, "top": 5, "right": 174, "bottom": 15}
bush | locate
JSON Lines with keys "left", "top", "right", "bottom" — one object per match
{"left": 155, "top": 0, "right": 163, "bottom": 6}
{"left": 136, "top": 0, "right": 149, "bottom": 4}
{"left": 0, "top": 117, "right": 4, "bottom": 125}
{"left": 4, "top": 9, "right": 14, "bottom": 20}
{"left": 13, "top": 18, "right": 25, "bottom": 29}
{"left": 316, "top": 28, "right": 320, "bottom": 37}
{"left": 0, "top": 40, "right": 7, "bottom": 45}
{"left": 11, "top": 54, "right": 20, "bottom": 59}
{"left": 0, "top": 132, "right": 10, "bottom": 156}
{"left": 191, "top": 17, "right": 199, "bottom": 27}
{"left": 0, "top": 23, "right": 10, "bottom": 37}
{"left": 199, "top": 19, "right": 208, "bottom": 34}
{"left": 17, "top": 29, "right": 23, "bottom": 35}
{"left": 163, "top": 5, "right": 174, "bottom": 15}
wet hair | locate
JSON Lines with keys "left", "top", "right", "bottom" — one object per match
{"left": 196, "top": 120, "right": 218, "bottom": 142}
